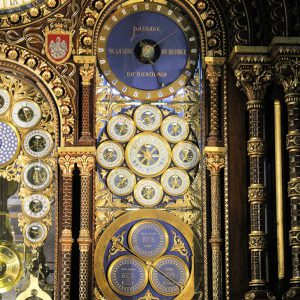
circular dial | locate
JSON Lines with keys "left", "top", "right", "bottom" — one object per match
{"left": 23, "top": 129, "right": 54, "bottom": 158}
{"left": 22, "top": 194, "right": 50, "bottom": 220}
{"left": 107, "top": 167, "right": 136, "bottom": 196}
{"left": 0, "top": 0, "right": 43, "bottom": 13}
{"left": 150, "top": 255, "right": 189, "bottom": 296}
{"left": 128, "top": 220, "right": 169, "bottom": 260}
{"left": 107, "top": 255, "right": 148, "bottom": 296}
{"left": 172, "top": 141, "right": 200, "bottom": 170}
{"left": 97, "top": 2, "right": 198, "bottom": 100}
{"left": 134, "top": 179, "right": 163, "bottom": 207}
{"left": 0, "top": 89, "right": 11, "bottom": 115}
{"left": 161, "top": 115, "right": 189, "bottom": 143}
{"left": 125, "top": 132, "right": 171, "bottom": 177}
{"left": 134, "top": 105, "right": 162, "bottom": 131}
{"left": 96, "top": 141, "right": 124, "bottom": 169}
{"left": 0, "top": 120, "right": 20, "bottom": 168}
{"left": 161, "top": 168, "right": 190, "bottom": 196}
{"left": 0, "top": 245, "right": 22, "bottom": 293}
{"left": 107, "top": 115, "right": 136, "bottom": 143}
{"left": 24, "top": 222, "right": 47, "bottom": 245}
{"left": 22, "top": 161, "right": 52, "bottom": 191}
{"left": 11, "top": 100, "right": 41, "bottom": 129}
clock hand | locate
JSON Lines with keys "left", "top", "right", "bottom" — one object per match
{"left": 154, "top": 29, "right": 177, "bottom": 46}
{"left": 149, "top": 60, "right": 164, "bottom": 88}
{"left": 110, "top": 236, "right": 186, "bottom": 291}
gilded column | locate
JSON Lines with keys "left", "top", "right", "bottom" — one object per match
{"left": 272, "top": 40, "right": 300, "bottom": 299}
{"left": 205, "top": 148, "right": 226, "bottom": 300}
{"left": 76, "top": 153, "right": 95, "bottom": 300}
{"left": 78, "top": 61, "right": 95, "bottom": 145}
{"left": 58, "top": 152, "right": 76, "bottom": 300}
{"left": 230, "top": 50, "right": 274, "bottom": 299}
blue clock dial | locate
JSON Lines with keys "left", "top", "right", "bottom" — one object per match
{"left": 97, "top": 2, "right": 198, "bottom": 100}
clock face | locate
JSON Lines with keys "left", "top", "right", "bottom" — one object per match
{"left": 0, "top": 0, "right": 43, "bottom": 13}
{"left": 97, "top": 2, "right": 198, "bottom": 100}
{"left": 161, "top": 115, "right": 189, "bottom": 143}
{"left": 22, "top": 161, "right": 52, "bottom": 191}
{"left": 125, "top": 132, "right": 171, "bottom": 177}
{"left": 161, "top": 168, "right": 190, "bottom": 196}
{"left": 172, "top": 141, "right": 200, "bottom": 170}
{"left": 107, "top": 115, "right": 136, "bottom": 143}
{"left": 24, "top": 222, "right": 47, "bottom": 246}
{"left": 11, "top": 100, "right": 41, "bottom": 129}
{"left": 22, "top": 194, "right": 50, "bottom": 220}
{"left": 23, "top": 129, "right": 54, "bottom": 158}
{"left": 0, "top": 120, "right": 20, "bottom": 168}
{"left": 0, "top": 89, "right": 11, "bottom": 115}
{"left": 134, "top": 105, "right": 162, "bottom": 131}
{"left": 134, "top": 179, "right": 163, "bottom": 207}
{"left": 96, "top": 141, "right": 124, "bottom": 169}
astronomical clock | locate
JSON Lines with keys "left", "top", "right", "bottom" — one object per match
{"left": 94, "top": 1, "right": 203, "bottom": 299}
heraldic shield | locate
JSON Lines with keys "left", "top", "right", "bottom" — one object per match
{"left": 44, "top": 26, "right": 73, "bottom": 65}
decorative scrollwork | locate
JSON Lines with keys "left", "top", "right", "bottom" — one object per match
{"left": 108, "top": 231, "right": 126, "bottom": 260}
{"left": 171, "top": 230, "right": 190, "bottom": 261}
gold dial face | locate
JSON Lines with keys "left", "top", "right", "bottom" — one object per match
{"left": 97, "top": 1, "right": 198, "bottom": 100}
{"left": 107, "top": 167, "right": 136, "bottom": 196}
{"left": 172, "top": 141, "right": 200, "bottom": 170}
{"left": 161, "top": 115, "right": 189, "bottom": 143}
{"left": 134, "top": 105, "right": 162, "bottom": 131}
{"left": 11, "top": 100, "right": 41, "bottom": 129}
{"left": 23, "top": 129, "right": 54, "bottom": 158}
{"left": 161, "top": 167, "right": 190, "bottom": 196}
{"left": 107, "top": 115, "right": 136, "bottom": 143}
{"left": 134, "top": 178, "right": 163, "bottom": 207}
{"left": 96, "top": 141, "right": 124, "bottom": 169}
{"left": 125, "top": 132, "right": 171, "bottom": 177}
{"left": 22, "top": 194, "right": 50, "bottom": 220}
{"left": 0, "top": 89, "right": 11, "bottom": 115}
{"left": 22, "top": 161, "right": 52, "bottom": 191}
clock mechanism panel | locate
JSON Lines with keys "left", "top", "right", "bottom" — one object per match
{"left": 94, "top": 210, "right": 201, "bottom": 300}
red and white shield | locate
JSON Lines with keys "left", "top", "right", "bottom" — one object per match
{"left": 45, "top": 29, "right": 72, "bottom": 65}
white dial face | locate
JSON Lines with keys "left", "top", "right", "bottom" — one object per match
{"left": 107, "top": 115, "right": 136, "bottom": 143}
{"left": 0, "top": 0, "right": 34, "bottom": 10}
{"left": 23, "top": 129, "right": 54, "bottom": 158}
{"left": 125, "top": 132, "right": 171, "bottom": 177}
{"left": 172, "top": 141, "right": 200, "bottom": 170}
{"left": 23, "top": 194, "right": 50, "bottom": 219}
{"left": 11, "top": 100, "right": 41, "bottom": 129}
{"left": 134, "top": 179, "right": 163, "bottom": 207}
{"left": 24, "top": 222, "right": 47, "bottom": 244}
{"left": 0, "top": 89, "right": 11, "bottom": 115}
{"left": 134, "top": 105, "right": 162, "bottom": 131}
{"left": 107, "top": 167, "right": 136, "bottom": 196}
{"left": 22, "top": 161, "right": 52, "bottom": 191}
{"left": 161, "top": 168, "right": 190, "bottom": 196}
{"left": 161, "top": 115, "right": 189, "bottom": 143}
{"left": 96, "top": 141, "right": 124, "bottom": 169}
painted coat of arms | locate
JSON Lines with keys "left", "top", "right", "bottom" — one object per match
{"left": 44, "top": 17, "right": 73, "bottom": 65}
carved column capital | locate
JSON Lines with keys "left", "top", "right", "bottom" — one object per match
{"left": 58, "top": 154, "right": 76, "bottom": 176}
{"left": 204, "top": 147, "right": 226, "bottom": 175}
{"left": 76, "top": 155, "right": 95, "bottom": 176}
{"left": 79, "top": 63, "right": 95, "bottom": 86}
{"left": 206, "top": 64, "right": 222, "bottom": 85}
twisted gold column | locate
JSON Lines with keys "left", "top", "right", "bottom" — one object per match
{"left": 76, "top": 154, "right": 95, "bottom": 300}
{"left": 58, "top": 153, "right": 76, "bottom": 300}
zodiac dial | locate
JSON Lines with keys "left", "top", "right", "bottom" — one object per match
{"left": 96, "top": 141, "right": 124, "bottom": 169}
{"left": 161, "top": 168, "right": 190, "bottom": 196}
{"left": 97, "top": 1, "right": 198, "bottom": 100}
{"left": 134, "top": 105, "right": 162, "bottom": 131}
{"left": 23, "top": 129, "right": 54, "bottom": 158}
{"left": 161, "top": 115, "right": 189, "bottom": 143}
{"left": 134, "top": 179, "right": 163, "bottom": 207}
{"left": 107, "top": 115, "right": 136, "bottom": 143}
{"left": 125, "top": 132, "right": 171, "bottom": 177}
{"left": 11, "top": 100, "right": 41, "bottom": 129}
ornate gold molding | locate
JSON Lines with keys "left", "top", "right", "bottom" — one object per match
{"left": 60, "top": 229, "right": 74, "bottom": 252}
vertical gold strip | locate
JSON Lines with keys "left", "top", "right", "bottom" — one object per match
{"left": 274, "top": 99, "right": 285, "bottom": 280}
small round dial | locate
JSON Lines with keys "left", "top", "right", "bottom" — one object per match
{"left": 161, "top": 168, "right": 190, "bottom": 196}
{"left": 161, "top": 115, "right": 189, "bottom": 143}
{"left": 24, "top": 222, "right": 47, "bottom": 246}
{"left": 96, "top": 141, "right": 124, "bottom": 169}
{"left": 23, "top": 129, "right": 54, "bottom": 158}
{"left": 0, "top": 89, "right": 11, "bottom": 115}
{"left": 172, "top": 141, "right": 200, "bottom": 170}
{"left": 22, "top": 161, "right": 52, "bottom": 191}
{"left": 0, "top": 120, "right": 20, "bottom": 168}
{"left": 107, "top": 115, "right": 136, "bottom": 143}
{"left": 11, "top": 100, "right": 41, "bottom": 129}
{"left": 107, "top": 255, "right": 148, "bottom": 296}
{"left": 22, "top": 194, "right": 50, "bottom": 220}
{"left": 0, "top": 245, "right": 22, "bottom": 293}
{"left": 149, "top": 255, "right": 189, "bottom": 296}
{"left": 125, "top": 132, "right": 171, "bottom": 177}
{"left": 134, "top": 179, "right": 163, "bottom": 207}
{"left": 107, "top": 167, "right": 136, "bottom": 196}
{"left": 128, "top": 220, "right": 169, "bottom": 260}
{"left": 134, "top": 105, "right": 162, "bottom": 131}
